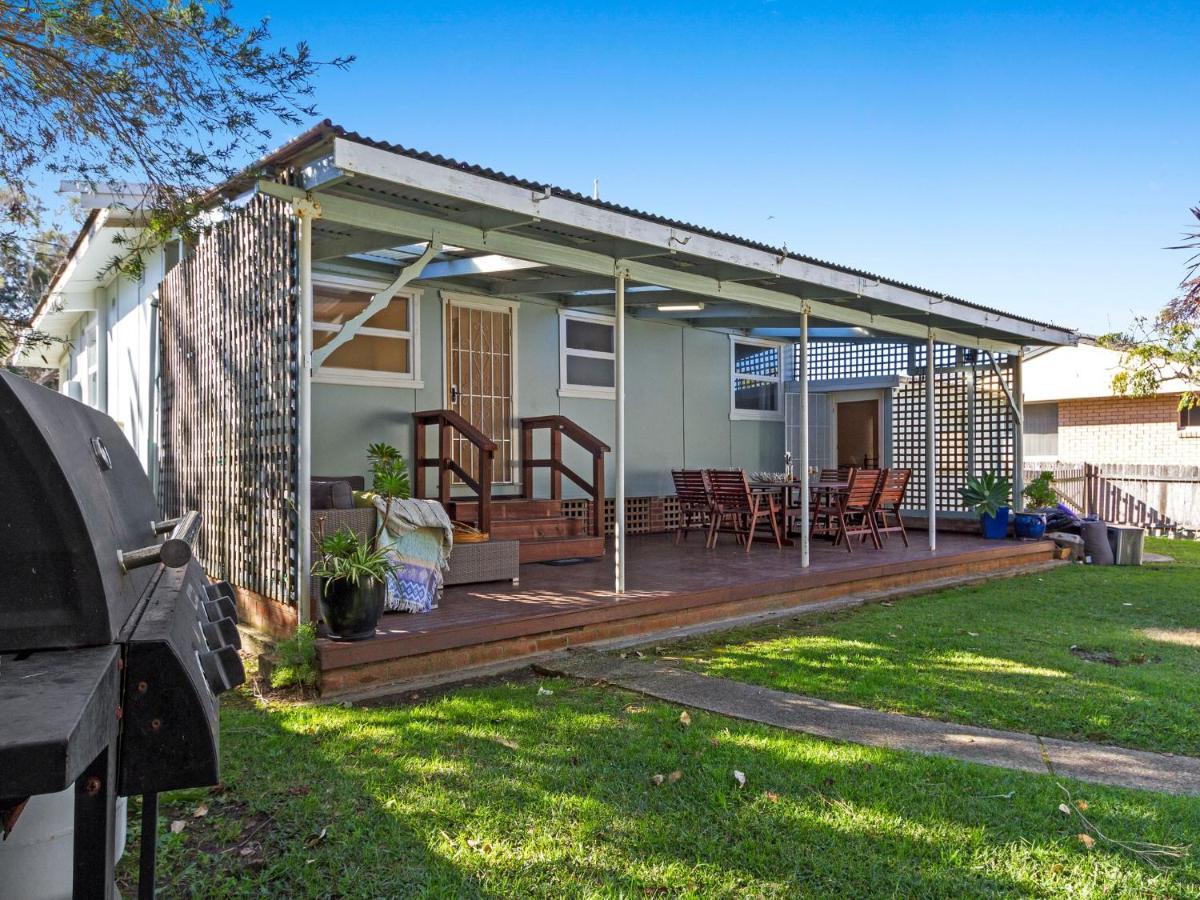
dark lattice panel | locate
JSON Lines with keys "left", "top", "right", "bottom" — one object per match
{"left": 800, "top": 341, "right": 910, "bottom": 381}
{"left": 158, "top": 195, "right": 299, "bottom": 606}
{"left": 561, "top": 496, "right": 680, "bottom": 535}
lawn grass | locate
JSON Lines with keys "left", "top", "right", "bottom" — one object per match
{"left": 665, "top": 537, "right": 1200, "bottom": 756}
{"left": 118, "top": 676, "right": 1200, "bottom": 898}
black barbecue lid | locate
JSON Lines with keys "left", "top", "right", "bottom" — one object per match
{"left": 0, "top": 372, "right": 158, "bottom": 651}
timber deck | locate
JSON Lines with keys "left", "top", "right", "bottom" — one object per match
{"left": 316, "top": 532, "right": 1057, "bottom": 695}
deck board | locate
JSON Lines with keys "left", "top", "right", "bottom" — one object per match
{"left": 318, "top": 532, "right": 1055, "bottom": 672}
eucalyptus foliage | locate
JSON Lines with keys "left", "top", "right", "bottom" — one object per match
{"left": 1, "top": 0, "right": 351, "bottom": 347}
{"left": 1102, "top": 206, "right": 1200, "bottom": 410}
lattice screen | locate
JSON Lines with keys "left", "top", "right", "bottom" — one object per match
{"left": 795, "top": 340, "right": 1015, "bottom": 513}
{"left": 804, "top": 341, "right": 910, "bottom": 381}
{"left": 158, "top": 195, "right": 300, "bottom": 606}
{"left": 892, "top": 347, "right": 1014, "bottom": 512}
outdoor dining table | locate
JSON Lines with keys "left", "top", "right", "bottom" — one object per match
{"left": 748, "top": 479, "right": 850, "bottom": 542}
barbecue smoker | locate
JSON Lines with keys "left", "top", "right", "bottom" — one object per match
{"left": 0, "top": 371, "right": 245, "bottom": 898}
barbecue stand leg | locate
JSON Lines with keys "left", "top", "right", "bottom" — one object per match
{"left": 73, "top": 744, "right": 117, "bottom": 900}
{"left": 139, "top": 792, "right": 158, "bottom": 900}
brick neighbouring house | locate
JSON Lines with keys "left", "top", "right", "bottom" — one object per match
{"left": 1022, "top": 340, "right": 1200, "bottom": 466}
{"left": 1022, "top": 340, "right": 1200, "bottom": 533}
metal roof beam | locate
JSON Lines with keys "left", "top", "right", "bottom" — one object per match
{"left": 329, "top": 138, "right": 1073, "bottom": 346}
{"left": 416, "top": 254, "right": 543, "bottom": 280}
{"left": 256, "top": 180, "right": 1024, "bottom": 352}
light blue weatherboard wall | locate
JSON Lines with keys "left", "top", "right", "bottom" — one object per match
{"left": 311, "top": 290, "right": 785, "bottom": 496}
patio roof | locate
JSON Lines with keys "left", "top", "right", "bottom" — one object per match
{"left": 250, "top": 121, "right": 1076, "bottom": 353}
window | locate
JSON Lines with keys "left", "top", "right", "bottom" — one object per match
{"left": 311, "top": 276, "right": 421, "bottom": 388}
{"left": 1180, "top": 404, "right": 1200, "bottom": 433}
{"left": 1024, "top": 402, "right": 1059, "bottom": 457}
{"left": 559, "top": 310, "right": 615, "bottom": 399}
{"left": 731, "top": 337, "right": 784, "bottom": 420}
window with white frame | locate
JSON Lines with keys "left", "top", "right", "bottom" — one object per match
{"left": 311, "top": 276, "right": 421, "bottom": 387}
{"left": 730, "top": 337, "right": 784, "bottom": 419}
{"left": 559, "top": 310, "right": 615, "bottom": 398}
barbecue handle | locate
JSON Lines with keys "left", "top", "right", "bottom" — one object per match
{"left": 121, "top": 511, "right": 202, "bottom": 571}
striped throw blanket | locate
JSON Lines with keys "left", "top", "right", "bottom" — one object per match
{"left": 372, "top": 498, "right": 455, "bottom": 614}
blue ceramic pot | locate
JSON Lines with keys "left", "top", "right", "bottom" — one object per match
{"left": 1014, "top": 512, "right": 1047, "bottom": 540}
{"left": 979, "top": 507, "right": 1011, "bottom": 539}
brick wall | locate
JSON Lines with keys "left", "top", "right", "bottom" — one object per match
{"left": 1057, "top": 396, "right": 1200, "bottom": 465}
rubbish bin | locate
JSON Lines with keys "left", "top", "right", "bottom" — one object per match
{"left": 1107, "top": 525, "right": 1145, "bottom": 566}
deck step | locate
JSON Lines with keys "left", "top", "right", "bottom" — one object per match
{"left": 490, "top": 516, "right": 586, "bottom": 541}
{"left": 518, "top": 535, "right": 605, "bottom": 564}
{"left": 445, "top": 497, "right": 598, "bottom": 562}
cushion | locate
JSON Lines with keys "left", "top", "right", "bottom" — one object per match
{"left": 310, "top": 479, "right": 354, "bottom": 510}
{"left": 312, "top": 474, "right": 366, "bottom": 491}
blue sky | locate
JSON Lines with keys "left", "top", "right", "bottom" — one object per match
{"left": 239, "top": 1, "right": 1198, "bottom": 333}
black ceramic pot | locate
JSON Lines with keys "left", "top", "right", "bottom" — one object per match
{"left": 319, "top": 577, "right": 385, "bottom": 641}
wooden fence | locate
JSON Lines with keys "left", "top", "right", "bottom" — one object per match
{"left": 1025, "top": 463, "right": 1200, "bottom": 535}
{"left": 158, "top": 195, "right": 300, "bottom": 605}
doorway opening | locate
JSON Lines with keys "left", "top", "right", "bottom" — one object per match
{"left": 836, "top": 398, "right": 880, "bottom": 468}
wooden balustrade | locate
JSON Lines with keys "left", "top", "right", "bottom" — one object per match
{"left": 413, "top": 409, "right": 496, "bottom": 534}
{"left": 520, "top": 415, "right": 609, "bottom": 538}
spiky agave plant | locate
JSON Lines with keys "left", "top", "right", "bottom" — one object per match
{"left": 959, "top": 472, "right": 1013, "bottom": 518}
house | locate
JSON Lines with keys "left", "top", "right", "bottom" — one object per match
{"left": 1022, "top": 340, "right": 1200, "bottom": 466}
{"left": 9, "top": 122, "right": 1077, "bottom": 691}
{"left": 1019, "top": 340, "right": 1200, "bottom": 534}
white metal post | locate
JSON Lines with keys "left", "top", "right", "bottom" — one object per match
{"left": 296, "top": 203, "right": 316, "bottom": 625}
{"left": 799, "top": 311, "right": 810, "bottom": 568}
{"left": 926, "top": 335, "right": 937, "bottom": 552}
{"left": 94, "top": 291, "right": 109, "bottom": 414}
{"left": 614, "top": 267, "right": 626, "bottom": 594}
{"left": 1012, "top": 348, "right": 1025, "bottom": 512}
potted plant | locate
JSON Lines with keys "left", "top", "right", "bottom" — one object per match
{"left": 1015, "top": 470, "right": 1055, "bottom": 540}
{"left": 311, "top": 443, "right": 411, "bottom": 641}
{"left": 959, "top": 472, "right": 1013, "bottom": 539}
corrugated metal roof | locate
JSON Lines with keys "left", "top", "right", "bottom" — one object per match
{"left": 252, "top": 119, "right": 1071, "bottom": 335}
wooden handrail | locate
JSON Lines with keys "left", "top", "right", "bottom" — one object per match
{"left": 520, "top": 415, "right": 607, "bottom": 538}
{"left": 412, "top": 409, "right": 494, "bottom": 532}
{"left": 520, "top": 415, "right": 610, "bottom": 455}
{"left": 412, "top": 409, "right": 497, "bottom": 452}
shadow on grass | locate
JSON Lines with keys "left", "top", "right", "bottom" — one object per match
{"left": 125, "top": 678, "right": 1200, "bottom": 898}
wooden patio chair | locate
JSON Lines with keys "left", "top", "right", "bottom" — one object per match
{"left": 812, "top": 467, "right": 854, "bottom": 538}
{"left": 671, "top": 469, "right": 713, "bottom": 545}
{"left": 832, "top": 468, "right": 884, "bottom": 553}
{"left": 872, "top": 468, "right": 911, "bottom": 547}
{"left": 704, "top": 469, "right": 783, "bottom": 552}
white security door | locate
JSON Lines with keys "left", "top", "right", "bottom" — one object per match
{"left": 443, "top": 295, "right": 517, "bottom": 484}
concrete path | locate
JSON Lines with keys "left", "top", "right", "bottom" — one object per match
{"left": 540, "top": 651, "right": 1200, "bottom": 796}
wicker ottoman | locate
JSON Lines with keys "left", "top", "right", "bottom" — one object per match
{"left": 444, "top": 540, "right": 520, "bottom": 586}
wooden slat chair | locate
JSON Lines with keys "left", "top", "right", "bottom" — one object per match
{"left": 832, "top": 468, "right": 884, "bottom": 553}
{"left": 671, "top": 469, "right": 713, "bottom": 545}
{"left": 873, "top": 468, "right": 911, "bottom": 547}
{"left": 704, "top": 469, "right": 783, "bottom": 552}
{"left": 812, "top": 467, "right": 854, "bottom": 537}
